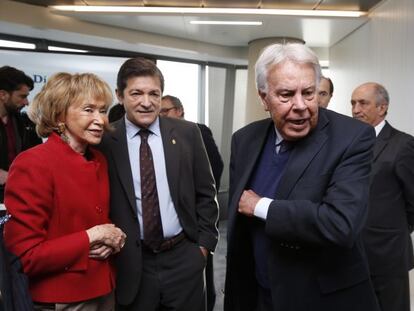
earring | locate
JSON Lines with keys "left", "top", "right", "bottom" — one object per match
{"left": 57, "top": 122, "right": 69, "bottom": 143}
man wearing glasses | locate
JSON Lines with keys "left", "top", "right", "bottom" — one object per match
{"left": 161, "top": 95, "right": 223, "bottom": 311}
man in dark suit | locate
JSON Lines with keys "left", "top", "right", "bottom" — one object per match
{"left": 224, "top": 43, "right": 380, "bottom": 311}
{"left": 351, "top": 82, "right": 414, "bottom": 311}
{"left": 160, "top": 95, "right": 224, "bottom": 191}
{"left": 99, "top": 58, "right": 219, "bottom": 311}
{"left": 161, "top": 94, "right": 223, "bottom": 311}
{"left": 0, "top": 66, "right": 41, "bottom": 203}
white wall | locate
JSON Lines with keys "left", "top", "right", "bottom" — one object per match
{"left": 0, "top": 49, "right": 126, "bottom": 103}
{"left": 0, "top": 50, "right": 202, "bottom": 122}
{"left": 232, "top": 69, "right": 248, "bottom": 133}
{"left": 330, "top": 0, "right": 414, "bottom": 135}
{"left": 207, "top": 66, "right": 227, "bottom": 150}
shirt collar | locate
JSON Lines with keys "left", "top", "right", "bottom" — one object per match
{"left": 273, "top": 125, "right": 284, "bottom": 146}
{"left": 374, "top": 120, "right": 386, "bottom": 137}
{"left": 125, "top": 116, "right": 161, "bottom": 139}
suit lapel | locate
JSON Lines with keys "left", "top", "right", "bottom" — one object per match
{"left": 232, "top": 120, "right": 272, "bottom": 208}
{"left": 276, "top": 112, "right": 329, "bottom": 199}
{"left": 373, "top": 122, "right": 392, "bottom": 162}
{"left": 227, "top": 120, "right": 271, "bottom": 232}
{"left": 109, "top": 120, "right": 137, "bottom": 213}
{"left": 159, "top": 118, "right": 180, "bottom": 205}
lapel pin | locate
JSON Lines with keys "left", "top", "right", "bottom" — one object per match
{"left": 172, "top": 139, "right": 176, "bottom": 144}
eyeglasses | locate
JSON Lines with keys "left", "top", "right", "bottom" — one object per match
{"left": 160, "top": 106, "right": 177, "bottom": 114}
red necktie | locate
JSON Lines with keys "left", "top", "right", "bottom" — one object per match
{"left": 139, "top": 129, "right": 164, "bottom": 249}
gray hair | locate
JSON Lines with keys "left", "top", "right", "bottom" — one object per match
{"left": 255, "top": 43, "right": 322, "bottom": 93}
{"left": 373, "top": 83, "right": 390, "bottom": 106}
{"left": 162, "top": 95, "right": 183, "bottom": 109}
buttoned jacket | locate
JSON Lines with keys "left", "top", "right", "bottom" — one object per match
{"left": 4, "top": 133, "right": 115, "bottom": 303}
{"left": 99, "top": 116, "right": 219, "bottom": 306}
{"left": 225, "top": 108, "right": 380, "bottom": 311}
{"left": 363, "top": 121, "right": 414, "bottom": 276}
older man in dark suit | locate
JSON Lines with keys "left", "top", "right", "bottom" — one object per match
{"left": 224, "top": 43, "right": 380, "bottom": 311}
{"left": 352, "top": 82, "right": 414, "bottom": 311}
{"left": 99, "top": 58, "right": 218, "bottom": 311}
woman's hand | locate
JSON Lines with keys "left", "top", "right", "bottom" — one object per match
{"left": 89, "top": 244, "right": 113, "bottom": 260}
{"left": 86, "top": 224, "right": 126, "bottom": 253}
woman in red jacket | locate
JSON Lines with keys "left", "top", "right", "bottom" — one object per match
{"left": 3, "top": 72, "right": 126, "bottom": 310}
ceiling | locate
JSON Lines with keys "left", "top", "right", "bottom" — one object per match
{"left": 10, "top": 0, "right": 382, "bottom": 48}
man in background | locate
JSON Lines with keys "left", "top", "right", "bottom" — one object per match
{"left": 318, "top": 76, "right": 334, "bottom": 108}
{"left": 161, "top": 95, "right": 224, "bottom": 190}
{"left": 351, "top": 82, "right": 414, "bottom": 311}
{"left": 108, "top": 102, "right": 125, "bottom": 123}
{"left": 161, "top": 94, "right": 223, "bottom": 311}
{"left": 0, "top": 66, "right": 41, "bottom": 203}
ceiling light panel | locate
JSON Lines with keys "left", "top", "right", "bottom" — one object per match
{"left": 48, "top": 46, "right": 88, "bottom": 53}
{"left": 190, "top": 20, "right": 263, "bottom": 25}
{"left": 0, "top": 39, "right": 35, "bottom": 49}
{"left": 51, "top": 6, "right": 366, "bottom": 17}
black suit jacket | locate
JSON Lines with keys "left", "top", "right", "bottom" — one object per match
{"left": 197, "top": 123, "right": 224, "bottom": 190}
{"left": 225, "top": 109, "right": 379, "bottom": 311}
{"left": 363, "top": 121, "right": 414, "bottom": 276}
{"left": 0, "top": 218, "right": 33, "bottom": 311}
{"left": 0, "top": 113, "right": 42, "bottom": 202}
{"left": 99, "top": 117, "right": 219, "bottom": 306}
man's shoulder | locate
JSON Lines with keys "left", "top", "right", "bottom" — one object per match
{"left": 102, "top": 119, "right": 125, "bottom": 141}
{"left": 197, "top": 122, "right": 210, "bottom": 132}
{"left": 320, "top": 108, "right": 374, "bottom": 136}
{"left": 234, "top": 118, "right": 271, "bottom": 137}
{"left": 386, "top": 122, "right": 414, "bottom": 141}
{"left": 380, "top": 124, "right": 414, "bottom": 155}
{"left": 323, "top": 108, "right": 369, "bottom": 128}
{"left": 160, "top": 116, "right": 199, "bottom": 132}
{"left": 13, "top": 113, "right": 42, "bottom": 146}
{"left": 14, "top": 112, "right": 37, "bottom": 132}
{"left": 13, "top": 136, "right": 54, "bottom": 166}
{"left": 162, "top": 116, "right": 195, "bottom": 125}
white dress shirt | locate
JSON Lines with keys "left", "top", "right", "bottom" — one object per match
{"left": 125, "top": 116, "right": 182, "bottom": 239}
{"left": 375, "top": 120, "right": 386, "bottom": 137}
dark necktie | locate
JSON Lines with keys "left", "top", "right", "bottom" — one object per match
{"left": 139, "top": 129, "right": 163, "bottom": 249}
{"left": 277, "top": 140, "right": 294, "bottom": 154}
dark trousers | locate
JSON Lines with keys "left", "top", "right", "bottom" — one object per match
{"left": 205, "top": 253, "right": 216, "bottom": 311}
{"left": 371, "top": 274, "right": 410, "bottom": 311}
{"left": 117, "top": 238, "right": 206, "bottom": 311}
{"left": 255, "top": 286, "right": 273, "bottom": 311}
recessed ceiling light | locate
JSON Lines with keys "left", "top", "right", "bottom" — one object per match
{"left": 51, "top": 6, "right": 366, "bottom": 18}
{"left": 0, "top": 39, "right": 35, "bottom": 49}
{"left": 48, "top": 46, "right": 88, "bottom": 53}
{"left": 190, "top": 21, "right": 262, "bottom": 25}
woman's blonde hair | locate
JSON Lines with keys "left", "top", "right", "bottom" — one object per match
{"left": 29, "top": 72, "right": 113, "bottom": 137}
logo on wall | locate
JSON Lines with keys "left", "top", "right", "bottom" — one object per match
{"left": 32, "top": 74, "right": 47, "bottom": 84}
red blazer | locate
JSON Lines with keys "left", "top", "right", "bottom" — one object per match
{"left": 4, "top": 133, "right": 115, "bottom": 303}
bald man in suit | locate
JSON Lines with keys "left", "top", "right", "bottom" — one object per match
{"left": 352, "top": 82, "right": 414, "bottom": 311}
